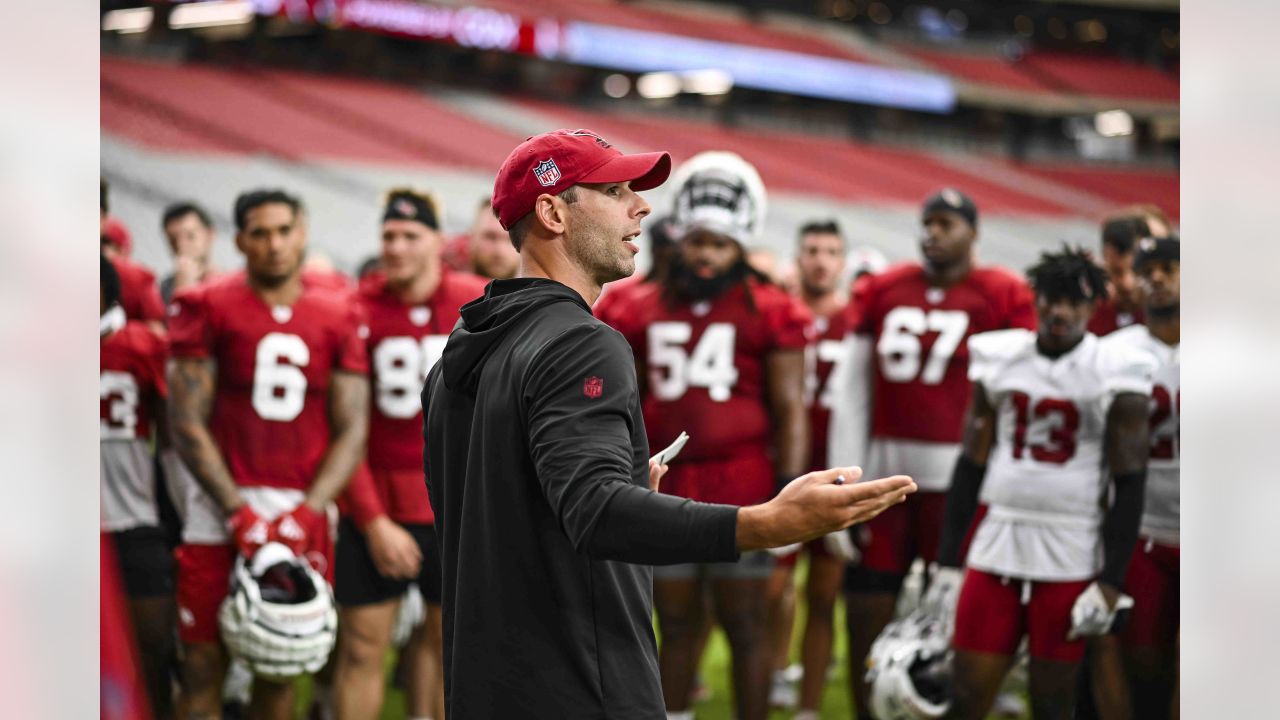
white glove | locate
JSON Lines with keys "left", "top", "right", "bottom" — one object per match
{"left": 822, "top": 529, "right": 860, "bottom": 563}
{"left": 1067, "top": 581, "right": 1134, "bottom": 640}
{"left": 919, "top": 565, "right": 965, "bottom": 624}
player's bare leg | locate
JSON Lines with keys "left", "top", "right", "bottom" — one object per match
{"left": 403, "top": 605, "right": 445, "bottom": 720}
{"left": 711, "top": 576, "right": 771, "bottom": 720}
{"left": 333, "top": 599, "right": 398, "bottom": 720}
{"left": 843, "top": 586, "right": 899, "bottom": 718}
{"left": 764, "top": 561, "right": 797, "bottom": 704}
{"left": 797, "top": 552, "right": 845, "bottom": 711}
{"left": 1027, "top": 658, "right": 1081, "bottom": 720}
{"left": 179, "top": 642, "right": 227, "bottom": 720}
{"left": 129, "top": 596, "right": 177, "bottom": 719}
{"left": 248, "top": 676, "right": 295, "bottom": 720}
{"left": 1087, "top": 636, "right": 1131, "bottom": 720}
{"left": 946, "top": 649, "right": 1013, "bottom": 720}
{"left": 654, "top": 577, "right": 705, "bottom": 712}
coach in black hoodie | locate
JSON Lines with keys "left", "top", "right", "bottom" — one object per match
{"left": 422, "top": 130, "right": 916, "bottom": 719}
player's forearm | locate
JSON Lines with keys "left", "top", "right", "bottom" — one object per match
{"left": 169, "top": 359, "right": 242, "bottom": 513}
{"left": 936, "top": 455, "right": 986, "bottom": 567}
{"left": 1099, "top": 470, "right": 1145, "bottom": 587}
{"left": 772, "top": 402, "right": 809, "bottom": 479}
{"left": 307, "top": 372, "right": 370, "bottom": 508}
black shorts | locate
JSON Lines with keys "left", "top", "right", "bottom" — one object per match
{"left": 111, "top": 526, "right": 175, "bottom": 598}
{"left": 334, "top": 518, "right": 441, "bottom": 607}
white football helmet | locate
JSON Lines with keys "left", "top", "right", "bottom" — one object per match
{"left": 866, "top": 611, "right": 953, "bottom": 720}
{"left": 218, "top": 542, "right": 337, "bottom": 681}
{"left": 668, "top": 151, "right": 767, "bottom": 246}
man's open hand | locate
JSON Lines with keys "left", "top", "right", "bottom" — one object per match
{"left": 735, "top": 467, "right": 916, "bottom": 552}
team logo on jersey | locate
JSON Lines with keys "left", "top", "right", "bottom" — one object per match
{"left": 583, "top": 376, "right": 604, "bottom": 399}
{"left": 271, "top": 305, "right": 293, "bottom": 324}
{"left": 409, "top": 306, "right": 432, "bottom": 327}
{"left": 925, "top": 288, "right": 945, "bottom": 305}
{"left": 533, "top": 158, "right": 561, "bottom": 187}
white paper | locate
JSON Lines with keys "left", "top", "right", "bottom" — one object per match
{"left": 650, "top": 431, "right": 690, "bottom": 465}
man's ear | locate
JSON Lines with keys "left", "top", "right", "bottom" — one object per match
{"left": 532, "top": 193, "right": 568, "bottom": 236}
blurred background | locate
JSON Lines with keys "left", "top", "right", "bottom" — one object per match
{"left": 100, "top": 0, "right": 1178, "bottom": 277}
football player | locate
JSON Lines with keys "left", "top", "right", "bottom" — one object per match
{"left": 1088, "top": 204, "right": 1172, "bottom": 336}
{"left": 468, "top": 195, "right": 521, "bottom": 280}
{"left": 160, "top": 201, "right": 220, "bottom": 304}
{"left": 332, "top": 189, "right": 486, "bottom": 720}
{"left": 926, "top": 246, "right": 1153, "bottom": 720}
{"left": 600, "top": 152, "right": 812, "bottom": 720}
{"left": 1110, "top": 235, "right": 1181, "bottom": 718}
{"left": 766, "top": 220, "right": 858, "bottom": 718}
{"left": 101, "top": 254, "right": 175, "bottom": 719}
{"left": 168, "top": 189, "right": 370, "bottom": 719}
{"left": 827, "top": 188, "right": 1036, "bottom": 718}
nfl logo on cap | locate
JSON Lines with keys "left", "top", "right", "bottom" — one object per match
{"left": 533, "top": 158, "right": 561, "bottom": 187}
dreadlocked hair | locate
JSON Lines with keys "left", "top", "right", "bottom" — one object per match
{"left": 1026, "top": 243, "right": 1110, "bottom": 303}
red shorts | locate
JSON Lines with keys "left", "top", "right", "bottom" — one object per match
{"left": 952, "top": 568, "right": 1091, "bottom": 663}
{"left": 775, "top": 536, "right": 834, "bottom": 569}
{"left": 1120, "top": 539, "right": 1180, "bottom": 647}
{"left": 661, "top": 451, "right": 773, "bottom": 507}
{"left": 860, "top": 492, "right": 984, "bottom": 575}
{"left": 175, "top": 528, "right": 333, "bottom": 644}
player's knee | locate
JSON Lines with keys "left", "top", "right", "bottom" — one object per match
{"left": 338, "top": 621, "right": 391, "bottom": 670}
{"left": 180, "top": 643, "right": 225, "bottom": 697}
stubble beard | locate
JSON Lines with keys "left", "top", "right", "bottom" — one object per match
{"left": 569, "top": 221, "right": 633, "bottom": 286}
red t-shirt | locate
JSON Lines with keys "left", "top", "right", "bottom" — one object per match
{"left": 605, "top": 279, "right": 812, "bottom": 463}
{"left": 1087, "top": 297, "right": 1145, "bottom": 336}
{"left": 805, "top": 306, "right": 850, "bottom": 473}
{"left": 343, "top": 270, "right": 487, "bottom": 527}
{"left": 168, "top": 274, "right": 368, "bottom": 490}
{"left": 111, "top": 256, "right": 166, "bottom": 324}
{"left": 851, "top": 262, "right": 1036, "bottom": 444}
{"left": 100, "top": 320, "right": 168, "bottom": 440}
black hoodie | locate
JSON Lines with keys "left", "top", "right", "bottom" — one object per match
{"left": 422, "top": 278, "right": 740, "bottom": 719}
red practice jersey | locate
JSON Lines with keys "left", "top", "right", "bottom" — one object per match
{"left": 805, "top": 307, "right": 850, "bottom": 473}
{"left": 112, "top": 256, "right": 166, "bottom": 324}
{"left": 344, "top": 270, "right": 486, "bottom": 526}
{"left": 1087, "top": 298, "right": 1145, "bottom": 336}
{"left": 605, "top": 279, "right": 811, "bottom": 464}
{"left": 101, "top": 317, "right": 167, "bottom": 441}
{"left": 168, "top": 274, "right": 368, "bottom": 491}
{"left": 852, "top": 262, "right": 1035, "bottom": 444}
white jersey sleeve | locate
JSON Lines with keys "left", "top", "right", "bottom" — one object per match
{"left": 967, "top": 328, "right": 1035, "bottom": 400}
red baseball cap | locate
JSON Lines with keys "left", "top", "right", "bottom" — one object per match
{"left": 492, "top": 129, "right": 671, "bottom": 230}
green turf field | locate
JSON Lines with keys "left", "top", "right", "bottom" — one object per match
{"left": 299, "top": 556, "right": 1027, "bottom": 719}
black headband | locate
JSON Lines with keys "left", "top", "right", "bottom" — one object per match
{"left": 1134, "top": 235, "right": 1180, "bottom": 266}
{"left": 383, "top": 192, "right": 438, "bottom": 229}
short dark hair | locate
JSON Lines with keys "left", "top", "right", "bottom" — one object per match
{"left": 162, "top": 202, "right": 213, "bottom": 231}
{"left": 101, "top": 253, "right": 121, "bottom": 310}
{"left": 506, "top": 185, "right": 578, "bottom": 251}
{"left": 1027, "top": 244, "right": 1110, "bottom": 303}
{"left": 1101, "top": 204, "right": 1170, "bottom": 254}
{"left": 234, "top": 189, "right": 303, "bottom": 232}
{"left": 100, "top": 179, "right": 108, "bottom": 214}
{"left": 798, "top": 220, "right": 844, "bottom": 247}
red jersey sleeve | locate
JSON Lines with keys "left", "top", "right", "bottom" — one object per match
{"left": 334, "top": 303, "right": 370, "bottom": 374}
{"left": 167, "top": 288, "right": 213, "bottom": 359}
{"left": 341, "top": 462, "right": 387, "bottom": 530}
{"left": 764, "top": 290, "right": 812, "bottom": 351}
{"left": 849, "top": 273, "right": 877, "bottom": 335}
{"left": 1003, "top": 274, "right": 1037, "bottom": 330}
{"left": 145, "top": 328, "right": 170, "bottom": 398}
{"left": 138, "top": 278, "right": 166, "bottom": 323}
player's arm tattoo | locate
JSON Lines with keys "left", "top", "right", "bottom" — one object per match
{"left": 304, "top": 370, "right": 370, "bottom": 508}
{"left": 960, "top": 382, "right": 997, "bottom": 464}
{"left": 1106, "top": 392, "right": 1151, "bottom": 474}
{"left": 765, "top": 348, "right": 810, "bottom": 479}
{"left": 167, "top": 357, "right": 243, "bottom": 513}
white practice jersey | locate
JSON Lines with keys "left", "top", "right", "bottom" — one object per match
{"left": 1105, "top": 325, "right": 1179, "bottom": 544}
{"left": 965, "top": 329, "right": 1156, "bottom": 581}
